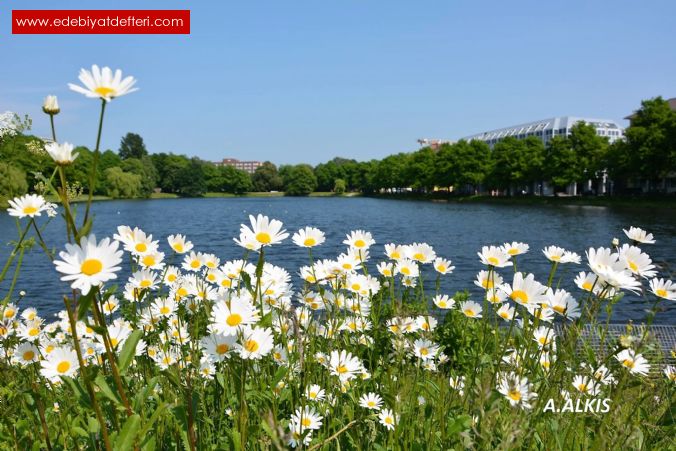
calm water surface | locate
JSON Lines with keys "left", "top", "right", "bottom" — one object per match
{"left": 1, "top": 197, "right": 675, "bottom": 324}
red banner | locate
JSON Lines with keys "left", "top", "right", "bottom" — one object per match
{"left": 12, "top": 10, "right": 190, "bottom": 34}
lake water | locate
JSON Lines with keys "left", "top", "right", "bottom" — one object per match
{"left": 1, "top": 197, "right": 675, "bottom": 324}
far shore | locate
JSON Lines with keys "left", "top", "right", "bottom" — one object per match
{"left": 23, "top": 191, "right": 676, "bottom": 210}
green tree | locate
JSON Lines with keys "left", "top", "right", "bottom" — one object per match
{"left": 203, "top": 163, "right": 225, "bottom": 192}
{"left": 252, "top": 161, "right": 283, "bottom": 192}
{"left": 488, "top": 137, "right": 545, "bottom": 194}
{"left": 220, "top": 165, "right": 253, "bottom": 194}
{"left": 104, "top": 166, "right": 142, "bottom": 198}
{"left": 374, "top": 153, "right": 409, "bottom": 192}
{"left": 151, "top": 153, "right": 190, "bottom": 193}
{"left": 435, "top": 140, "right": 490, "bottom": 193}
{"left": 405, "top": 148, "right": 436, "bottom": 192}
{"left": 0, "top": 163, "right": 28, "bottom": 206}
{"left": 621, "top": 97, "right": 676, "bottom": 190}
{"left": 333, "top": 178, "right": 346, "bottom": 194}
{"left": 545, "top": 136, "right": 578, "bottom": 189}
{"left": 282, "top": 164, "right": 317, "bottom": 196}
{"left": 119, "top": 133, "right": 148, "bottom": 160}
{"left": 121, "top": 156, "right": 158, "bottom": 197}
{"left": 175, "top": 158, "right": 207, "bottom": 196}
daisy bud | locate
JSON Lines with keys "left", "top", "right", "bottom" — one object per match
{"left": 612, "top": 237, "right": 619, "bottom": 247}
{"left": 19, "top": 290, "right": 26, "bottom": 297}
{"left": 42, "top": 95, "right": 60, "bottom": 115}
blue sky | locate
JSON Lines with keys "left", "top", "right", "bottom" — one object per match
{"left": 1, "top": 1, "right": 675, "bottom": 165}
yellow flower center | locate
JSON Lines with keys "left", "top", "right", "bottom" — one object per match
{"left": 420, "top": 348, "right": 429, "bottom": 356}
{"left": 354, "top": 239, "right": 366, "bottom": 248}
{"left": 303, "top": 237, "right": 316, "bottom": 246}
{"left": 400, "top": 267, "right": 411, "bottom": 276}
{"left": 46, "top": 345, "right": 54, "bottom": 353}
{"left": 464, "top": 309, "right": 475, "bottom": 317}
{"left": 413, "top": 252, "right": 424, "bottom": 261}
{"left": 226, "top": 313, "right": 242, "bottom": 327}
{"left": 142, "top": 255, "right": 156, "bottom": 267}
{"left": 437, "top": 265, "right": 446, "bottom": 272}
{"left": 23, "top": 350, "right": 35, "bottom": 361}
{"left": 481, "top": 279, "right": 494, "bottom": 289}
{"left": 173, "top": 243, "right": 184, "bottom": 253}
{"left": 28, "top": 328, "right": 39, "bottom": 336}
{"left": 553, "top": 305, "right": 566, "bottom": 314}
{"left": 391, "top": 251, "right": 400, "bottom": 259}
{"left": 351, "top": 283, "right": 361, "bottom": 291}
{"left": 190, "top": 260, "right": 201, "bottom": 269}
{"left": 628, "top": 261, "right": 638, "bottom": 272}
{"left": 549, "top": 255, "right": 561, "bottom": 261}
{"left": 385, "top": 417, "right": 394, "bottom": 425}
{"left": 507, "top": 248, "right": 519, "bottom": 255}
{"left": 81, "top": 259, "right": 103, "bottom": 276}
{"left": 160, "top": 306, "right": 170, "bottom": 315}
{"left": 177, "top": 287, "right": 188, "bottom": 297}
{"left": 368, "top": 401, "right": 376, "bottom": 407}
{"left": 94, "top": 86, "right": 116, "bottom": 97}
{"left": 622, "top": 359, "right": 635, "bottom": 369}
{"left": 140, "top": 280, "right": 152, "bottom": 288}
{"left": 582, "top": 282, "right": 593, "bottom": 291}
{"left": 23, "top": 206, "right": 38, "bottom": 215}
{"left": 244, "top": 340, "right": 259, "bottom": 353}
{"left": 578, "top": 383, "right": 587, "bottom": 392}
{"left": 135, "top": 243, "right": 147, "bottom": 253}
{"left": 487, "top": 257, "right": 500, "bottom": 265}
{"left": 256, "top": 232, "right": 271, "bottom": 244}
{"left": 656, "top": 289, "right": 667, "bottom": 298}
{"left": 336, "top": 364, "right": 348, "bottom": 374}
{"left": 510, "top": 290, "right": 529, "bottom": 303}
{"left": 110, "top": 338, "right": 119, "bottom": 347}
{"left": 301, "top": 418, "right": 312, "bottom": 427}
{"left": 216, "top": 343, "right": 230, "bottom": 354}
{"left": 56, "top": 361, "right": 71, "bottom": 374}
{"left": 508, "top": 390, "right": 521, "bottom": 401}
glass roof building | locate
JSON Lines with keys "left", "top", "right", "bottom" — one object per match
{"left": 462, "top": 116, "right": 624, "bottom": 148}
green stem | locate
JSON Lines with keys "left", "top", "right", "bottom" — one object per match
{"left": 83, "top": 99, "right": 107, "bottom": 226}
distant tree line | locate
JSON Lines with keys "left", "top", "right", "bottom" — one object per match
{"left": 0, "top": 97, "right": 674, "bottom": 204}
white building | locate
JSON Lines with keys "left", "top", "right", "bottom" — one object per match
{"left": 462, "top": 116, "right": 624, "bottom": 148}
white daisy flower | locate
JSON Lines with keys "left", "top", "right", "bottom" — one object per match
{"left": 53, "top": 235, "right": 123, "bottom": 295}
{"left": 623, "top": 226, "right": 655, "bottom": 244}
{"left": 359, "top": 392, "right": 383, "bottom": 410}
{"left": 40, "top": 347, "right": 79, "bottom": 382}
{"left": 68, "top": 65, "right": 138, "bottom": 101}
{"left": 292, "top": 226, "right": 325, "bottom": 248}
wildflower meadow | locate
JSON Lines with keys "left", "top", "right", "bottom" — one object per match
{"left": 0, "top": 66, "right": 674, "bottom": 450}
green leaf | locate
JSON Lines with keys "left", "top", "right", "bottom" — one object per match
{"left": 76, "top": 217, "right": 94, "bottom": 242}
{"left": 114, "top": 414, "right": 141, "bottom": 451}
{"left": 139, "top": 402, "right": 169, "bottom": 437}
{"left": 271, "top": 365, "right": 288, "bottom": 387}
{"left": 63, "top": 376, "right": 92, "bottom": 409}
{"left": 118, "top": 330, "right": 143, "bottom": 374}
{"left": 77, "top": 291, "right": 95, "bottom": 320}
{"left": 94, "top": 374, "right": 121, "bottom": 406}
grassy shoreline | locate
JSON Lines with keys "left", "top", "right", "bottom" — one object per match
{"left": 367, "top": 192, "right": 676, "bottom": 209}
{"left": 28, "top": 191, "right": 675, "bottom": 210}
